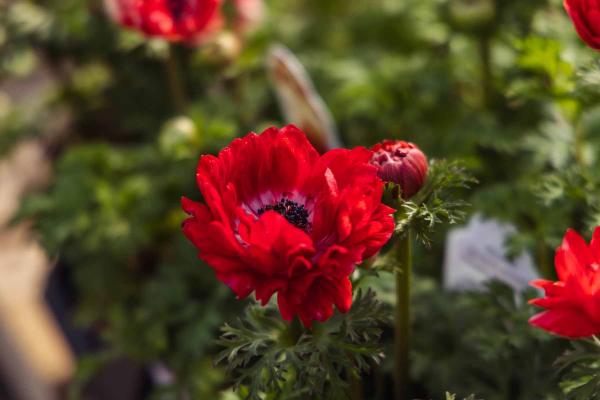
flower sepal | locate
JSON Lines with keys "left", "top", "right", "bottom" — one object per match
{"left": 391, "top": 159, "right": 476, "bottom": 246}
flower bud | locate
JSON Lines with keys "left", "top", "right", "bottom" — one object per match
{"left": 233, "top": 0, "right": 265, "bottom": 35}
{"left": 370, "top": 140, "right": 428, "bottom": 200}
{"left": 200, "top": 31, "right": 242, "bottom": 64}
{"left": 159, "top": 116, "right": 201, "bottom": 160}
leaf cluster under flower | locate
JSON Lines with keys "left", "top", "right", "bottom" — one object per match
{"left": 216, "top": 289, "right": 389, "bottom": 400}
{"left": 556, "top": 338, "right": 600, "bottom": 399}
{"left": 394, "top": 159, "right": 477, "bottom": 246}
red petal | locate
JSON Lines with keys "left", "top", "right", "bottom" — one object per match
{"left": 564, "top": 0, "right": 600, "bottom": 50}
{"left": 332, "top": 278, "right": 353, "bottom": 314}
{"left": 255, "top": 279, "right": 286, "bottom": 305}
{"left": 529, "top": 308, "right": 600, "bottom": 338}
{"left": 206, "top": 126, "right": 319, "bottom": 205}
{"left": 244, "top": 211, "right": 315, "bottom": 276}
{"left": 277, "top": 292, "right": 294, "bottom": 321}
{"left": 215, "top": 271, "right": 255, "bottom": 299}
{"left": 563, "top": 229, "right": 594, "bottom": 270}
{"left": 554, "top": 229, "right": 593, "bottom": 281}
{"left": 590, "top": 226, "right": 600, "bottom": 262}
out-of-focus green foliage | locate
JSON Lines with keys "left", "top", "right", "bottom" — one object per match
{"left": 412, "top": 281, "right": 562, "bottom": 400}
{"left": 3, "top": 0, "right": 600, "bottom": 398}
{"left": 445, "top": 394, "right": 480, "bottom": 400}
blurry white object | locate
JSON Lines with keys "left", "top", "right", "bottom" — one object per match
{"left": 267, "top": 44, "right": 341, "bottom": 153}
{"left": 443, "top": 214, "right": 539, "bottom": 292}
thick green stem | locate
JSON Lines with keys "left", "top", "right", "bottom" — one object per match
{"left": 394, "top": 229, "right": 412, "bottom": 400}
{"left": 164, "top": 47, "right": 188, "bottom": 114}
{"left": 350, "top": 375, "right": 363, "bottom": 400}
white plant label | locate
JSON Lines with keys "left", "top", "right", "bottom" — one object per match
{"left": 267, "top": 44, "right": 341, "bottom": 153}
{"left": 443, "top": 215, "right": 539, "bottom": 292}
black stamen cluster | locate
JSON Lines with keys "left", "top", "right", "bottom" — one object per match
{"left": 258, "top": 198, "right": 311, "bottom": 231}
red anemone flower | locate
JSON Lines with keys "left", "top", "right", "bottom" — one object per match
{"left": 529, "top": 227, "right": 600, "bottom": 338}
{"left": 182, "top": 125, "right": 395, "bottom": 327}
{"left": 104, "top": 0, "right": 223, "bottom": 44}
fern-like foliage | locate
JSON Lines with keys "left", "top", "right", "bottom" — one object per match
{"left": 215, "top": 289, "right": 389, "bottom": 400}
{"left": 556, "top": 338, "right": 600, "bottom": 400}
{"left": 444, "top": 393, "right": 480, "bottom": 400}
{"left": 394, "top": 159, "right": 477, "bottom": 246}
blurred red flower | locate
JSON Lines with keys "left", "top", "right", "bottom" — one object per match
{"left": 370, "top": 140, "right": 428, "bottom": 200}
{"left": 104, "top": 0, "right": 223, "bottom": 44}
{"left": 182, "top": 125, "right": 395, "bottom": 327}
{"left": 529, "top": 228, "right": 600, "bottom": 338}
{"left": 564, "top": 0, "right": 600, "bottom": 50}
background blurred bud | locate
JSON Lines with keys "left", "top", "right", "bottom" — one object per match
{"left": 200, "top": 31, "right": 242, "bottom": 64}
{"left": 267, "top": 44, "right": 341, "bottom": 153}
{"left": 158, "top": 116, "right": 201, "bottom": 160}
{"left": 446, "top": 0, "right": 496, "bottom": 35}
{"left": 371, "top": 140, "right": 429, "bottom": 200}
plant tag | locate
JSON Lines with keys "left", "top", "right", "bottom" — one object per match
{"left": 443, "top": 214, "right": 539, "bottom": 292}
{"left": 267, "top": 44, "right": 341, "bottom": 153}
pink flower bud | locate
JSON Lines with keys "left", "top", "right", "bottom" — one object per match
{"left": 233, "top": 0, "right": 265, "bottom": 35}
{"left": 371, "top": 140, "right": 428, "bottom": 199}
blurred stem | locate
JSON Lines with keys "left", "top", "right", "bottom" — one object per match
{"left": 350, "top": 374, "right": 363, "bottom": 400}
{"left": 373, "top": 363, "right": 385, "bottom": 399}
{"left": 164, "top": 47, "right": 188, "bottom": 114}
{"left": 478, "top": 36, "right": 492, "bottom": 108}
{"left": 574, "top": 126, "right": 585, "bottom": 166}
{"left": 394, "top": 229, "right": 412, "bottom": 400}
{"left": 536, "top": 237, "right": 552, "bottom": 279}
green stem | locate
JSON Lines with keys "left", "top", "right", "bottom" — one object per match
{"left": 374, "top": 366, "right": 385, "bottom": 400}
{"left": 478, "top": 36, "right": 492, "bottom": 108}
{"left": 350, "top": 375, "right": 363, "bottom": 400}
{"left": 536, "top": 237, "right": 552, "bottom": 279}
{"left": 394, "top": 229, "right": 412, "bottom": 400}
{"left": 164, "top": 46, "right": 188, "bottom": 114}
{"left": 574, "top": 125, "right": 585, "bottom": 166}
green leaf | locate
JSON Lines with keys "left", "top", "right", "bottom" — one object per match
{"left": 216, "top": 289, "right": 389, "bottom": 400}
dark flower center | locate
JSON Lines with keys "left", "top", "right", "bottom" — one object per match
{"left": 258, "top": 198, "right": 311, "bottom": 231}
{"left": 167, "top": 0, "right": 186, "bottom": 20}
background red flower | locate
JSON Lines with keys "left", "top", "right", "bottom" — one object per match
{"left": 182, "top": 125, "right": 395, "bottom": 327}
{"left": 529, "top": 227, "right": 600, "bottom": 338}
{"left": 105, "top": 0, "right": 223, "bottom": 43}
